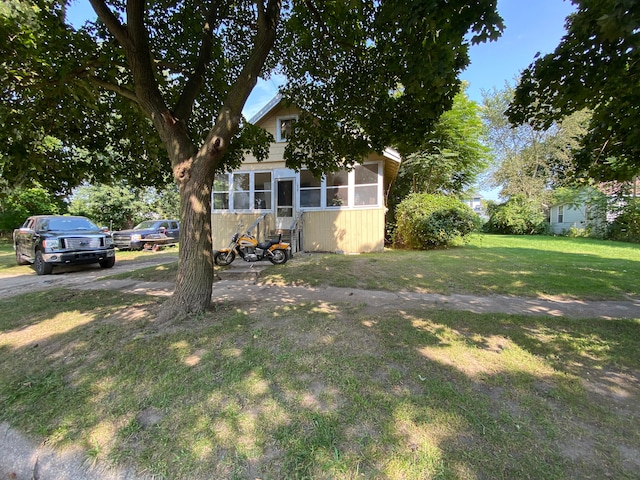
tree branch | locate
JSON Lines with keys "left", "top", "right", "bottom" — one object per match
{"left": 200, "top": 0, "right": 282, "bottom": 156}
{"left": 224, "top": 0, "right": 281, "bottom": 115}
{"left": 87, "top": 76, "right": 140, "bottom": 104}
{"left": 174, "top": 1, "right": 229, "bottom": 122}
{"left": 88, "top": 0, "right": 131, "bottom": 51}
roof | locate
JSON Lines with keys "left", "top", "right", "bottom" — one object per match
{"left": 248, "top": 93, "right": 283, "bottom": 124}
{"left": 248, "top": 95, "right": 402, "bottom": 182}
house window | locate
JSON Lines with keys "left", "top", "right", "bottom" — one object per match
{"left": 354, "top": 164, "right": 379, "bottom": 206}
{"left": 254, "top": 172, "right": 272, "bottom": 209}
{"left": 326, "top": 171, "right": 349, "bottom": 207}
{"left": 557, "top": 205, "right": 564, "bottom": 223}
{"left": 213, "top": 171, "right": 272, "bottom": 211}
{"left": 213, "top": 174, "right": 230, "bottom": 209}
{"left": 300, "top": 170, "right": 322, "bottom": 208}
{"left": 276, "top": 115, "right": 298, "bottom": 142}
{"left": 233, "top": 173, "right": 250, "bottom": 210}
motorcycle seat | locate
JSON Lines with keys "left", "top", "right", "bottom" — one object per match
{"left": 258, "top": 240, "right": 276, "bottom": 249}
{"left": 258, "top": 234, "right": 282, "bottom": 250}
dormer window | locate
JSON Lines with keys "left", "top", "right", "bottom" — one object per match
{"left": 276, "top": 115, "right": 298, "bottom": 142}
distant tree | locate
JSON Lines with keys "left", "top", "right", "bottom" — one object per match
{"left": 484, "top": 194, "right": 547, "bottom": 235}
{"left": 388, "top": 86, "right": 489, "bottom": 231}
{"left": 142, "top": 186, "right": 181, "bottom": 221}
{"left": 0, "top": 187, "right": 62, "bottom": 233}
{"left": 68, "top": 184, "right": 180, "bottom": 230}
{"left": 508, "top": 0, "right": 640, "bottom": 182}
{"left": 609, "top": 199, "right": 640, "bottom": 243}
{"left": 482, "top": 83, "right": 590, "bottom": 202}
{"left": 68, "top": 184, "right": 146, "bottom": 230}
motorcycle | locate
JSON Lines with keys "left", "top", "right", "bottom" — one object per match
{"left": 214, "top": 227, "right": 291, "bottom": 266}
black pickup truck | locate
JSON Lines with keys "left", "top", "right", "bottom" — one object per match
{"left": 13, "top": 215, "right": 116, "bottom": 275}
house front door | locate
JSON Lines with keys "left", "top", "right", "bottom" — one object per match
{"left": 276, "top": 178, "right": 295, "bottom": 230}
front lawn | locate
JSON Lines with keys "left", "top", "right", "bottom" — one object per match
{"left": 1, "top": 234, "right": 639, "bottom": 478}
{"left": 262, "top": 234, "right": 640, "bottom": 300}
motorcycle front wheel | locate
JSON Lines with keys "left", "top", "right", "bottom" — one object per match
{"left": 214, "top": 250, "right": 236, "bottom": 266}
{"left": 269, "top": 249, "right": 288, "bottom": 265}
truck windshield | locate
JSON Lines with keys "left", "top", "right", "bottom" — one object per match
{"left": 38, "top": 217, "right": 98, "bottom": 231}
{"left": 134, "top": 221, "right": 160, "bottom": 230}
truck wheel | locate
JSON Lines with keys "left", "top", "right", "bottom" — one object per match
{"left": 99, "top": 257, "right": 116, "bottom": 269}
{"left": 34, "top": 251, "right": 53, "bottom": 275}
{"left": 15, "top": 248, "right": 29, "bottom": 266}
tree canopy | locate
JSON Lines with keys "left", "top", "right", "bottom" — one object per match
{"left": 1, "top": 0, "right": 504, "bottom": 315}
{"left": 483, "top": 83, "right": 589, "bottom": 202}
{"left": 387, "top": 85, "right": 489, "bottom": 227}
{"left": 508, "top": 0, "right": 640, "bottom": 182}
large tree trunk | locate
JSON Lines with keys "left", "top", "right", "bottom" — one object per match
{"left": 161, "top": 146, "right": 219, "bottom": 317}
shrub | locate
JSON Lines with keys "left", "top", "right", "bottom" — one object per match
{"left": 393, "top": 193, "right": 477, "bottom": 249}
{"left": 608, "top": 199, "right": 640, "bottom": 243}
{"left": 484, "top": 195, "right": 547, "bottom": 235}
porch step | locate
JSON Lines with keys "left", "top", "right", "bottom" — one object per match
{"left": 215, "top": 263, "right": 266, "bottom": 283}
{"left": 271, "top": 229, "right": 292, "bottom": 243}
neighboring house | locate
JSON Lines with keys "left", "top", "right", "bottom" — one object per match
{"left": 548, "top": 187, "right": 613, "bottom": 235}
{"left": 211, "top": 95, "right": 401, "bottom": 253}
{"left": 463, "top": 194, "right": 486, "bottom": 218}
{"left": 548, "top": 203, "right": 592, "bottom": 234}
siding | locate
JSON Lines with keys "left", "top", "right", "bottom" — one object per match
{"left": 549, "top": 205, "right": 586, "bottom": 234}
{"left": 212, "top": 209, "right": 386, "bottom": 253}
{"left": 211, "top": 213, "right": 275, "bottom": 250}
{"left": 301, "top": 209, "right": 385, "bottom": 253}
{"left": 244, "top": 104, "right": 299, "bottom": 166}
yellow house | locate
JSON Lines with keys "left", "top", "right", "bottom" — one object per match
{"left": 211, "top": 95, "right": 401, "bottom": 254}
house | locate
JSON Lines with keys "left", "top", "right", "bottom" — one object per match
{"left": 462, "top": 194, "right": 486, "bottom": 218}
{"left": 211, "top": 95, "right": 401, "bottom": 253}
{"left": 548, "top": 186, "right": 616, "bottom": 235}
{"left": 548, "top": 203, "right": 592, "bottom": 234}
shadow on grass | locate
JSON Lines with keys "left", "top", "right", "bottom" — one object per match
{"left": 1, "top": 288, "right": 639, "bottom": 479}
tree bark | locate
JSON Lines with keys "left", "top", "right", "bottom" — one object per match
{"left": 163, "top": 153, "right": 217, "bottom": 315}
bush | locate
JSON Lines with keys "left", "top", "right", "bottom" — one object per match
{"left": 608, "top": 199, "right": 640, "bottom": 243}
{"left": 393, "top": 193, "right": 477, "bottom": 249}
{"left": 484, "top": 195, "right": 547, "bottom": 235}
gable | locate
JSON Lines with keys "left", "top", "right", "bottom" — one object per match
{"left": 247, "top": 95, "right": 401, "bottom": 186}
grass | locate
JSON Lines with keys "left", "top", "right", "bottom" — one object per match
{"left": 1, "top": 234, "right": 639, "bottom": 478}
{"left": 262, "top": 234, "right": 640, "bottom": 300}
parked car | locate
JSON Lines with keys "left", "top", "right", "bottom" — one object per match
{"left": 112, "top": 219, "right": 180, "bottom": 250}
{"left": 13, "top": 215, "right": 116, "bottom": 275}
